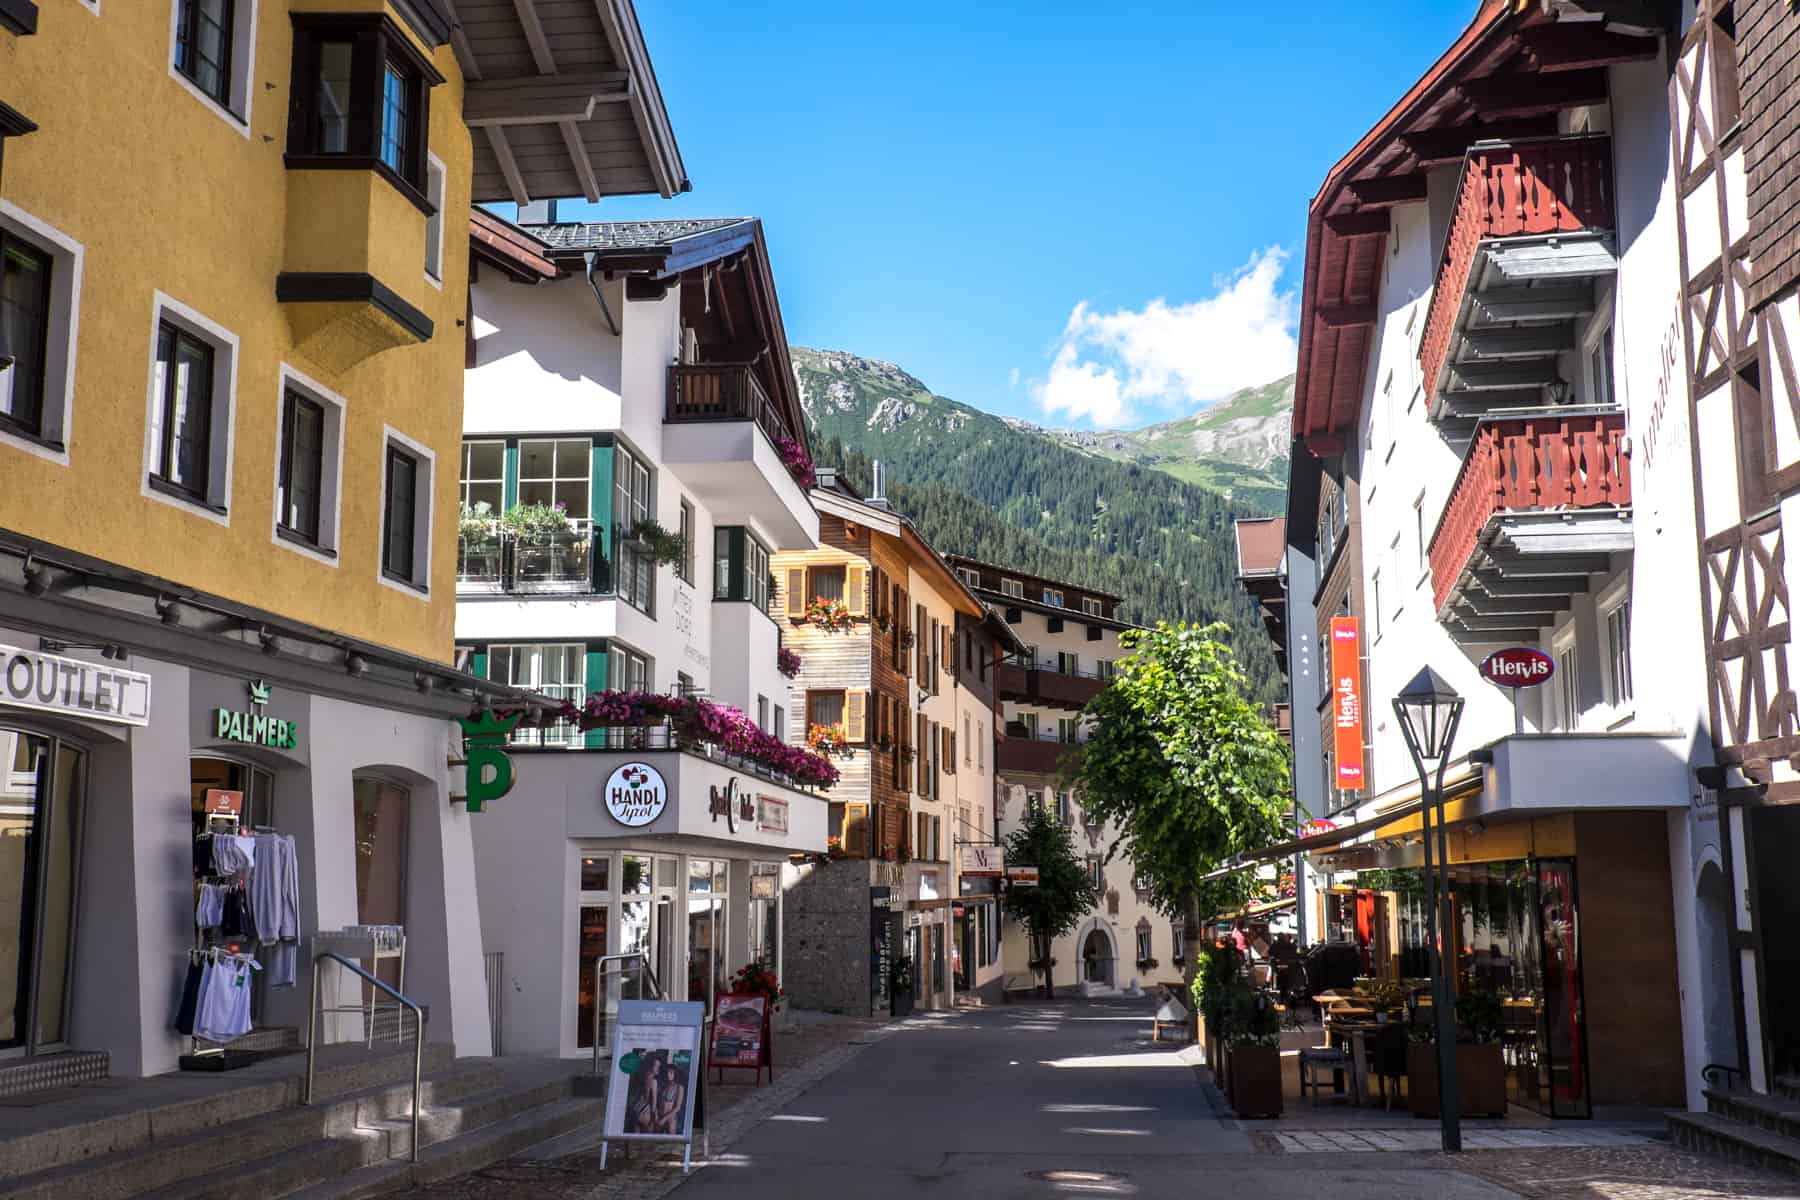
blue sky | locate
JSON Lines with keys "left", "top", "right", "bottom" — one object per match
{"left": 513, "top": 3, "right": 1477, "bottom": 430}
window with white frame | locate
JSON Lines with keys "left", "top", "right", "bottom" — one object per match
{"left": 1587, "top": 325, "right": 1615, "bottom": 409}
{"left": 999, "top": 577, "right": 1024, "bottom": 599}
{"left": 757, "top": 695, "right": 769, "bottom": 732}
{"left": 1080, "top": 596, "right": 1104, "bottom": 617}
{"left": 1057, "top": 650, "right": 1079, "bottom": 676}
{"left": 956, "top": 567, "right": 980, "bottom": 589}
{"left": 677, "top": 497, "right": 695, "bottom": 584}
{"left": 1096, "top": 658, "right": 1116, "bottom": 681}
{"left": 774, "top": 704, "right": 785, "bottom": 743}
{"left": 608, "top": 644, "right": 650, "bottom": 694}
{"left": 379, "top": 431, "right": 433, "bottom": 593}
{"left": 488, "top": 643, "right": 584, "bottom": 746}
{"left": 518, "top": 438, "right": 590, "bottom": 529}
{"left": 1043, "top": 588, "right": 1065, "bottom": 607}
{"left": 0, "top": 207, "right": 81, "bottom": 459}
{"left": 1135, "top": 922, "right": 1153, "bottom": 963}
{"left": 1556, "top": 639, "right": 1580, "bottom": 730}
{"left": 976, "top": 721, "right": 984, "bottom": 768}
{"left": 143, "top": 292, "right": 237, "bottom": 520}
{"left": 613, "top": 443, "right": 653, "bottom": 613}
{"left": 423, "top": 153, "right": 446, "bottom": 284}
{"left": 273, "top": 368, "right": 344, "bottom": 559}
{"left": 963, "top": 714, "right": 971, "bottom": 764}
{"left": 460, "top": 440, "right": 503, "bottom": 513}
{"left": 1604, "top": 600, "right": 1633, "bottom": 706}
{"left": 169, "top": 0, "right": 258, "bottom": 130}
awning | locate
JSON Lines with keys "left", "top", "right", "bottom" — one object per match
{"left": 1212, "top": 896, "right": 1299, "bottom": 923}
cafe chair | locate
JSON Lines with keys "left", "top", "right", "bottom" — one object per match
{"left": 1299, "top": 1044, "right": 1355, "bottom": 1106}
{"left": 1277, "top": 963, "right": 1311, "bottom": 1030}
{"left": 1370, "top": 1022, "right": 1409, "bottom": 1110}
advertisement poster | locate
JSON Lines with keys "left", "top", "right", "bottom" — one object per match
{"left": 1329, "top": 615, "right": 1365, "bottom": 789}
{"left": 709, "top": 993, "right": 768, "bottom": 1070}
{"left": 602, "top": 1000, "right": 704, "bottom": 1145}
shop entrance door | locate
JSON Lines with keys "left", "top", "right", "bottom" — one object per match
{"left": 1752, "top": 807, "right": 1800, "bottom": 1081}
{"left": 0, "top": 732, "right": 81, "bottom": 1056}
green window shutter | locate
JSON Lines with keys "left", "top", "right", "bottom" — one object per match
{"left": 502, "top": 443, "right": 519, "bottom": 512}
{"left": 590, "top": 439, "right": 613, "bottom": 554}
{"left": 583, "top": 644, "right": 608, "bottom": 749}
{"left": 471, "top": 650, "right": 489, "bottom": 680}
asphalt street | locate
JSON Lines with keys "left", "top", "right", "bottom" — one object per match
{"left": 667, "top": 997, "right": 1516, "bottom": 1200}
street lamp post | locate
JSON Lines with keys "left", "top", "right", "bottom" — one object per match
{"left": 1392, "top": 666, "right": 1465, "bottom": 1154}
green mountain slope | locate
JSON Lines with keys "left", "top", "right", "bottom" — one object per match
{"left": 792, "top": 347, "right": 1284, "bottom": 703}
{"left": 1036, "top": 375, "right": 1294, "bottom": 508}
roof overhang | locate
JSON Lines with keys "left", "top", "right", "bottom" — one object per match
{"left": 1291, "top": 1, "right": 1662, "bottom": 451}
{"left": 448, "top": 0, "right": 689, "bottom": 204}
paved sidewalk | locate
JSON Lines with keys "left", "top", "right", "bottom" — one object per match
{"left": 1452, "top": 1145, "right": 1800, "bottom": 1199}
{"left": 387, "top": 1010, "right": 892, "bottom": 1200}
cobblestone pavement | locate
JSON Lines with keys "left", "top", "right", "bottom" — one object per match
{"left": 1450, "top": 1144, "right": 1800, "bottom": 1199}
{"left": 1263, "top": 1126, "right": 1660, "bottom": 1153}
{"left": 388, "top": 1012, "right": 892, "bottom": 1200}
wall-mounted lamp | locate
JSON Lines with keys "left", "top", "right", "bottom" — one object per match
{"left": 345, "top": 651, "right": 368, "bottom": 678}
{"left": 21, "top": 554, "right": 48, "bottom": 596}
{"left": 155, "top": 595, "right": 182, "bottom": 626}
{"left": 258, "top": 626, "right": 280, "bottom": 656}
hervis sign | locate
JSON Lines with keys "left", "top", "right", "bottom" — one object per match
{"left": 1479, "top": 647, "right": 1555, "bottom": 689}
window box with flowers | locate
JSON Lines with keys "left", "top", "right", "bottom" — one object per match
{"left": 802, "top": 596, "right": 854, "bottom": 631}
{"left": 774, "top": 434, "right": 814, "bottom": 486}
{"left": 807, "top": 723, "right": 851, "bottom": 757}
{"left": 557, "top": 691, "right": 842, "bottom": 789}
{"left": 624, "top": 519, "right": 687, "bottom": 567}
{"left": 777, "top": 647, "right": 802, "bottom": 679}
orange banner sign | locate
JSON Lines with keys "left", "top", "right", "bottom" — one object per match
{"left": 1330, "top": 616, "right": 1365, "bottom": 789}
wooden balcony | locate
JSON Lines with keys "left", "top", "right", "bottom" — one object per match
{"left": 1418, "top": 137, "right": 1615, "bottom": 421}
{"left": 997, "top": 732, "right": 1075, "bottom": 777}
{"left": 662, "top": 363, "right": 819, "bottom": 549}
{"left": 1428, "top": 414, "right": 1632, "bottom": 643}
{"left": 668, "top": 363, "right": 790, "bottom": 445}
{"left": 997, "top": 659, "right": 1108, "bottom": 710}
{"left": 996, "top": 662, "right": 1030, "bottom": 701}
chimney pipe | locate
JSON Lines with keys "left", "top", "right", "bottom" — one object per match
{"left": 871, "top": 460, "right": 886, "bottom": 503}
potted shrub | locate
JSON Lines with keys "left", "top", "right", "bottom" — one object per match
{"left": 1135, "top": 956, "right": 1159, "bottom": 973}
{"left": 501, "top": 501, "right": 573, "bottom": 542}
{"left": 625, "top": 519, "right": 686, "bottom": 567}
{"left": 1191, "top": 941, "right": 1241, "bottom": 1084}
{"left": 1404, "top": 989, "right": 1508, "bottom": 1118}
{"left": 1223, "top": 982, "right": 1283, "bottom": 1118}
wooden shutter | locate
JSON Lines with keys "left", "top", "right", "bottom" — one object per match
{"left": 846, "top": 689, "right": 867, "bottom": 743}
{"left": 844, "top": 802, "right": 869, "bottom": 856}
{"left": 916, "top": 712, "right": 928, "bottom": 793}
{"left": 785, "top": 567, "right": 807, "bottom": 617}
{"left": 917, "top": 605, "right": 928, "bottom": 679}
{"left": 948, "top": 730, "right": 957, "bottom": 774}
{"left": 846, "top": 563, "right": 868, "bottom": 617}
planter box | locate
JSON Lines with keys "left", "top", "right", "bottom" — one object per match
{"left": 1406, "top": 1041, "right": 1507, "bottom": 1117}
{"left": 1226, "top": 1044, "right": 1283, "bottom": 1119}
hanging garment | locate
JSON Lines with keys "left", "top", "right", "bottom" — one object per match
{"left": 196, "top": 882, "right": 224, "bottom": 930}
{"left": 173, "top": 957, "right": 205, "bottom": 1036}
{"left": 269, "top": 940, "right": 298, "bottom": 990}
{"left": 220, "top": 887, "right": 255, "bottom": 939}
{"left": 212, "top": 835, "right": 255, "bottom": 876}
{"left": 193, "top": 834, "right": 215, "bottom": 878}
{"left": 250, "top": 833, "right": 303, "bottom": 987}
{"left": 193, "top": 956, "right": 258, "bottom": 1042}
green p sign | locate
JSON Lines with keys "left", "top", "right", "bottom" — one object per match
{"left": 458, "top": 710, "right": 522, "bottom": 813}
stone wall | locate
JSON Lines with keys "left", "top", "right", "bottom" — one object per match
{"left": 783, "top": 859, "right": 872, "bottom": 1016}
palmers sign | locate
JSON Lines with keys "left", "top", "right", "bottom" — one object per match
{"left": 1479, "top": 647, "right": 1555, "bottom": 689}
{"left": 605, "top": 762, "right": 668, "bottom": 827}
{"left": 1, "top": 643, "right": 152, "bottom": 726}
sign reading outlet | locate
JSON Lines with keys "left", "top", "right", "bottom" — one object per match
{"left": 213, "top": 679, "right": 300, "bottom": 749}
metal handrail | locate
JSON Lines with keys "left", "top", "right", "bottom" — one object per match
{"left": 590, "top": 952, "right": 665, "bottom": 1075}
{"left": 306, "top": 952, "right": 426, "bottom": 1164}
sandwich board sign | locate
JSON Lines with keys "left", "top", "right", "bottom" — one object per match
{"left": 600, "top": 1000, "right": 706, "bottom": 1173}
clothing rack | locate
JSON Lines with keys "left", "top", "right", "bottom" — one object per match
{"left": 181, "top": 825, "right": 301, "bottom": 1072}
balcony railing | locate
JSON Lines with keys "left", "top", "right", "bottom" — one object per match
{"left": 1419, "top": 137, "right": 1614, "bottom": 405}
{"left": 457, "top": 522, "right": 609, "bottom": 595}
{"left": 1427, "top": 414, "right": 1630, "bottom": 611}
{"left": 668, "top": 363, "right": 792, "bottom": 448}
{"left": 997, "top": 656, "right": 1111, "bottom": 709}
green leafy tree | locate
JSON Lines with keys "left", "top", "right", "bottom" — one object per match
{"left": 1070, "top": 621, "right": 1290, "bottom": 1008}
{"left": 1001, "top": 805, "right": 1100, "bottom": 999}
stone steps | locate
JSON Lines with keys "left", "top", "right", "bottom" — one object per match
{"left": 1667, "top": 1109, "right": 1800, "bottom": 1175}
{"left": 1704, "top": 1087, "right": 1800, "bottom": 1142}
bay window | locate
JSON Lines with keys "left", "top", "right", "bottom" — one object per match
{"left": 713, "top": 526, "right": 771, "bottom": 610}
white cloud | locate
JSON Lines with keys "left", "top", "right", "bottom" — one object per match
{"left": 1032, "top": 246, "right": 1297, "bottom": 427}
{"left": 1007, "top": 366, "right": 1020, "bottom": 389}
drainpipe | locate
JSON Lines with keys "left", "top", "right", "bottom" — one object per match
{"left": 583, "top": 252, "right": 619, "bottom": 337}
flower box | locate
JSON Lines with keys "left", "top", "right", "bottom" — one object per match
{"left": 1226, "top": 1044, "right": 1283, "bottom": 1118}
{"left": 1405, "top": 1040, "right": 1507, "bottom": 1118}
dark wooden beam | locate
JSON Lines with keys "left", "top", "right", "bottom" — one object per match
{"left": 1470, "top": 286, "right": 1595, "bottom": 325}
{"left": 1317, "top": 304, "right": 1377, "bottom": 329}
{"left": 1518, "top": 25, "right": 1659, "bottom": 73}
{"left": 1471, "top": 572, "right": 1589, "bottom": 599}
{"left": 1345, "top": 173, "right": 1429, "bottom": 207}
{"left": 1325, "top": 211, "right": 1391, "bottom": 237}
{"left": 1458, "top": 69, "right": 1608, "bottom": 118}
{"left": 1461, "top": 324, "right": 1576, "bottom": 360}
{"left": 1449, "top": 360, "right": 1561, "bottom": 391}
{"left": 1399, "top": 117, "right": 1560, "bottom": 166}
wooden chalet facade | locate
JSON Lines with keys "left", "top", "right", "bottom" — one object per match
{"left": 774, "top": 472, "right": 989, "bottom": 1017}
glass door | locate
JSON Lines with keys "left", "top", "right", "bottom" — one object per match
{"left": 1536, "top": 858, "right": 1589, "bottom": 1118}
{"left": 0, "top": 730, "right": 82, "bottom": 1056}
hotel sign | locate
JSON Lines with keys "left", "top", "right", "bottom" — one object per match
{"left": 1330, "top": 616, "right": 1365, "bottom": 789}
{"left": 0, "top": 642, "right": 152, "bottom": 726}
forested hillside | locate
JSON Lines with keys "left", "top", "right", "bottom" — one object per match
{"left": 795, "top": 349, "right": 1285, "bottom": 703}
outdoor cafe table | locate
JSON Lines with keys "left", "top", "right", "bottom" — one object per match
{"left": 1325, "top": 1020, "right": 1382, "bottom": 1106}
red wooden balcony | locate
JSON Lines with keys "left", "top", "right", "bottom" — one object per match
{"left": 1419, "top": 138, "right": 1615, "bottom": 419}
{"left": 1428, "top": 414, "right": 1630, "bottom": 615}
{"left": 997, "top": 734, "right": 1072, "bottom": 776}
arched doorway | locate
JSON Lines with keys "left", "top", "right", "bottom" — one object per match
{"left": 1081, "top": 927, "right": 1114, "bottom": 988}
